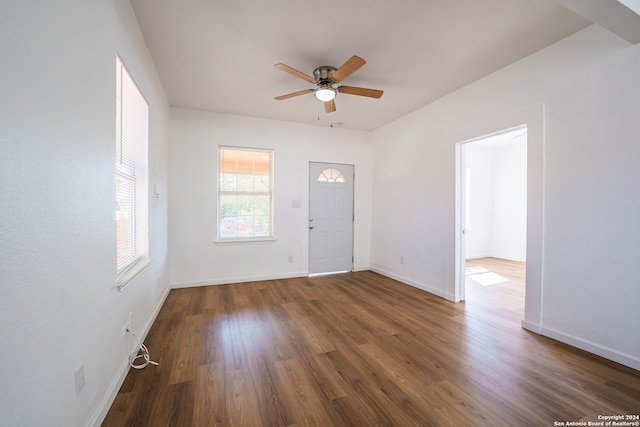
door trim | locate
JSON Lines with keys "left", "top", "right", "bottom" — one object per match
{"left": 451, "top": 104, "right": 545, "bottom": 333}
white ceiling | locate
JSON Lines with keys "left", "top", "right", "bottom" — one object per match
{"left": 129, "top": 0, "right": 632, "bottom": 131}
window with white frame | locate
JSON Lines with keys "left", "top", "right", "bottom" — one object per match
{"left": 218, "top": 147, "right": 273, "bottom": 240}
{"left": 115, "top": 55, "right": 149, "bottom": 274}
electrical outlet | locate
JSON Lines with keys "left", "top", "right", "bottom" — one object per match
{"left": 288, "top": 255, "right": 294, "bottom": 263}
{"left": 400, "top": 256, "right": 404, "bottom": 265}
{"left": 75, "top": 365, "right": 86, "bottom": 395}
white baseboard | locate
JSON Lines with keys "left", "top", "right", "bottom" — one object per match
{"left": 524, "top": 321, "right": 639, "bottom": 371}
{"left": 89, "top": 286, "right": 171, "bottom": 427}
{"left": 173, "top": 267, "right": 369, "bottom": 289}
{"left": 171, "top": 271, "right": 308, "bottom": 288}
{"left": 466, "top": 254, "right": 526, "bottom": 262}
{"left": 370, "top": 264, "right": 446, "bottom": 299}
{"left": 521, "top": 319, "right": 541, "bottom": 334}
{"left": 490, "top": 253, "right": 526, "bottom": 263}
{"left": 539, "top": 326, "right": 640, "bottom": 371}
{"left": 465, "top": 253, "right": 491, "bottom": 260}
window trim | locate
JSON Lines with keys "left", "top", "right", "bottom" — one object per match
{"left": 115, "top": 55, "right": 149, "bottom": 291}
{"left": 116, "top": 256, "right": 151, "bottom": 292}
{"left": 213, "top": 237, "right": 277, "bottom": 245}
{"left": 216, "top": 146, "right": 275, "bottom": 242}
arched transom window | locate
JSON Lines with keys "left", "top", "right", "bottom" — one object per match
{"left": 317, "top": 168, "right": 345, "bottom": 183}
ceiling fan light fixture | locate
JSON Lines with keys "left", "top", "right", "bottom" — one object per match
{"left": 274, "top": 56, "right": 382, "bottom": 112}
{"left": 315, "top": 87, "right": 336, "bottom": 102}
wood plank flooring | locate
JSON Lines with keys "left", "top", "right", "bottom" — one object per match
{"left": 103, "top": 267, "right": 639, "bottom": 426}
{"left": 465, "top": 257, "right": 526, "bottom": 323}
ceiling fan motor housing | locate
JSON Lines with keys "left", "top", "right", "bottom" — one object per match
{"left": 313, "top": 66, "right": 337, "bottom": 85}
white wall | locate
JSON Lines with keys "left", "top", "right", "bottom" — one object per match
{"left": 169, "top": 109, "right": 372, "bottom": 286}
{"left": 465, "top": 141, "right": 527, "bottom": 261}
{"left": 464, "top": 144, "right": 494, "bottom": 258}
{"left": 371, "top": 25, "right": 640, "bottom": 370}
{"left": 0, "top": 1, "right": 170, "bottom": 426}
{"left": 491, "top": 142, "right": 527, "bottom": 261}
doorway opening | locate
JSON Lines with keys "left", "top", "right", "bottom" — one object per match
{"left": 458, "top": 126, "right": 527, "bottom": 315}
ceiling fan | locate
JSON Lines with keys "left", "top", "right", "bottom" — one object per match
{"left": 274, "top": 55, "right": 383, "bottom": 113}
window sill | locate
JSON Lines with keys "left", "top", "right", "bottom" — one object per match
{"left": 116, "top": 256, "right": 151, "bottom": 292}
{"left": 214, "top": 237, "right": 277, "bottom": 245}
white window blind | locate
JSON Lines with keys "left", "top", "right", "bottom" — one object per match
{"left": 116, "top": 56, "right": 149, "bottom": 272}
{"left": 218, "top": 147, "right": 273, "bottom": 240}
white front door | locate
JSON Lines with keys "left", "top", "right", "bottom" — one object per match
{"left": 308, "top": 162, "right": 354, "bottom": 275}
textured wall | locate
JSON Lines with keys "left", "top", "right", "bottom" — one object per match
{"left": 0, "top": 1, "right": 170, "bottom": 425}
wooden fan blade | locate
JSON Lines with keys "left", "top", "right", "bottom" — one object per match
{"left": 330, "top": 55, "right": 366, "bottom": 83}
{"left": 274, "top": 63, "right": 316, "bottom": 83}
{"left": 338, "top": 85, "right": 383, "bottom": 98}
{"left": 274, "top": 89, "right": 314, "bottom": 100}
{"left": 324, "top": 99, "right": 336, "bottom": 113}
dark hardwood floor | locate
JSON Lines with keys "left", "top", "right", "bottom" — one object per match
{"left": 103, "top": 267, "right": 639, "bottom": 426}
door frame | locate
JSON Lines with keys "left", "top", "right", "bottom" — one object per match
{"left": 455, "top": 124, "right": 528, "bottom": 302}
{"left": 308, "top": 161, "right": 355, "bottom": 275}
{"left": 451, "top": 105, "right": 544, "bottom": 333}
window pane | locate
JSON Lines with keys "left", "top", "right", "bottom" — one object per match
{"left": 221, "top": 172, "right": 237, "bottom": 191}
{"left": 116, "top": 174, "right": 134, "bottom": 266}
{"left": 252, "top": 152, "right": 270, "bottom": 175}
{"left": 253, "top": 195, "right": 270, "bottom": 214}
{"left": 116, "top": 56, "right": 148, "bottom": 272}
{"left": 218, "top": 147, "right": 273, "bottom": 240}
{"left": 237, "top": 194, "right": 254, "bottom": 215}
{"left": 254, "top": 174, "right": 269, "bottom": 192}
{"left": 254, "top": 216, "right": 270, "bottom": 235}
{"left": 220, "top": 194, "right": 238, "bottom": 218}
{"left": 237, "top": 173, "right": 255, "bottom": 192}
{"left": 318, "top": 168, "right": 344, "bottom": 183}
